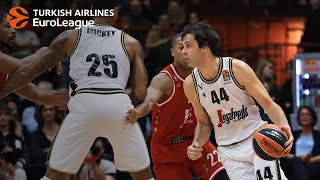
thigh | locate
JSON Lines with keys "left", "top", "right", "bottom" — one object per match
{"left": 48, "top": 111, "right": 96, "bottom": 174}
{"left": 108, "top": 122, "right": 150, "bottom": 172}
{"left": 153, "top": 163, "right": 192, "bottom": 180}
{"left": 192, "top": 141, "right": 225, "bottom": 180}
{"left": 218, "top": 146, "right": 255, "bottom": 180}
{"left": 253, "top": 155, "right": 288, "bottom": 180}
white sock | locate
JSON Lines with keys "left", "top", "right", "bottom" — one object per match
{"left": 148, "top": 178, "right": 155, "bottom": 180}
{"left": 40, "top": 176, "right": 51, "bottom": 180}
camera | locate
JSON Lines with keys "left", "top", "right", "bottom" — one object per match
{"left": 90, "top": 145, "right": 101, "bottom": 156}
{"left": 0, "top": 151, "right": 17, "bottom": 164}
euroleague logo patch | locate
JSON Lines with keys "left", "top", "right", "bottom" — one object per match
{"left": 7, "top": 7, "right": 29, "bottom": 29}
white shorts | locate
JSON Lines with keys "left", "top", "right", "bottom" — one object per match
{"left": 217, "top": 135, "right": 287, "bottom": 180}
{"left": 48, "top": 92, "right": 150, "bottom": 173}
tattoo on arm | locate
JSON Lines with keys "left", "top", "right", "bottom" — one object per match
{"left": 0, "top": 30, "right": 70, "bottom": 98}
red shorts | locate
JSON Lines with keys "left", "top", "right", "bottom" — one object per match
{"left": 151, "top": 140, "right": 224, "bottom": 180}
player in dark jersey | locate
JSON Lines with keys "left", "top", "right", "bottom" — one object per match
{"left": 0, "top": 9, "right": 68, "bottom": 105}
{"left": 126, "top": 33, "right": 229, "bottom": 180}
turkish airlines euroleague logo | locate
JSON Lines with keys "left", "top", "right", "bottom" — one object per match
{"left": 7, "top": 7, "right": 29, "bottom": 29}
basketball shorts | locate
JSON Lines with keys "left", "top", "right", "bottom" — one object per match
{"left": 217, "top": 134, "right": 287, "bottom": 180}
{"left": 153, "top": 140, "right": 225, "bottom": 180}
{"left": 48, "top": 93, "right": 150, "bottom": 173}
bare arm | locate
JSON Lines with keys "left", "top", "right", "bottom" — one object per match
{"left": 125, "top": 34, "right": 148, "bottom": 105}
{"left": 126, "top": 73, "right": 172, "bottom": 122}
{"left": 184, "top": 75, "right": 212, "bottom": 148}
{"left": 0, "top": 52, "right": 21, "bottom": 75}
{"left": 14, "top": 83, "right": 69, "bottom": 106}
{"left": 0, "top": 30, "right": 74, "bottom": 99}
{"left": 233, "top": 59, "right": 293, "bottom": 154}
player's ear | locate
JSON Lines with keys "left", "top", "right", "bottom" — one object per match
{"left": 170, "top": 48, "right": 175, "bottom": 57}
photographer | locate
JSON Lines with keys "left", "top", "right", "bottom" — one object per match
{"left": 0, "top": 142, "right": 26, "bottom": 180}
{"left": 72, "top": 138, "right": 116, "bottom": 180}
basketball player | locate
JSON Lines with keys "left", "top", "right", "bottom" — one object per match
{"left": 126, "top": 33, "right": 229, "bottom": 180}
{"left": 0, "top": 1, "right": 154, "bottom": 180}
{"left": 182, "top": 21, "right": 293, "bottom": 180}
{"left": 0, "top": 9, "right": 68, "bottom": 105}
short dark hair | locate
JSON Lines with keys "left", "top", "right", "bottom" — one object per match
{"left": 0, "top": 100, "right": 10, "bottom": 113}
{"left": 92, "top": 0, "right": 119, "bottom": 10}
{"left": 297, "top": 106, "right": 318, "bottom": 127}
{"left": 171, "top": 32, "right": 183, "bottom": 46}
{"left": 182, "top": 21, "right": 221, "bottom": 57}
{"left": 0, "top": 8, "right": 7, "bottom": 23}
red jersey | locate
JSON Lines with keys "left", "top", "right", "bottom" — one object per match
{"left": 151, "top": 64, "right": 196, "bottom": 145}
{"left": 0, "top": 72, "right": 8, "bottom": 90}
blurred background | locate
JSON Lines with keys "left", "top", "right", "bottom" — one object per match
{"left": 0, "top": 0, "right": 320, "bottom": 179}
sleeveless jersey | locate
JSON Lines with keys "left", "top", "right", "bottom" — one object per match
{"left": 69, "top": 25, "right": 130, "bottom": 93}
{"left": 192, "top": 57, "right": 266, "bottom": 145}
{"left": 0, "top": 72, "right": 8, "bottom": 89}
{"left": 151, "top": 64, "right": 196, "bottom": 144}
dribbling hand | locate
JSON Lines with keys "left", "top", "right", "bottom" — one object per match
{"left": 282, "top": 126, "right": 294, "bottom": 157}
{"left": 126, "top": 108, "right": 139, "bottom": 123}
{"left": 187, "top": 141, "right": 203, "bottom": 160}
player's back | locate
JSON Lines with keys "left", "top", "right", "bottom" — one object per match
{"left": 69, "top": 24, "right": 130, "bottom": 94}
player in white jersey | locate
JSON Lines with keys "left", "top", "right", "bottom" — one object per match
{"left": 0, "top": 1, "right": 154, "bottom": 180}
{"left": 182, "top": 21, "right": 293, "bottom": 180}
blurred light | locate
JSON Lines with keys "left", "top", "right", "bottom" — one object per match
{"left": 304, "top": 89, "right": 310, "bottom": 95}
{"left": 303, "top": 74, "right": 310, "bottom": 79}
{"left": 296, "top": 59, "right": 301, "bottom": 75}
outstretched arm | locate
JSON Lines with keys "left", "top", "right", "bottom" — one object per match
{"left": 15, "top": 83, "right": 69, "bottom": 106}
{"left": 0, "top": 30, "right": 73, "bottom": 99}
{"left": 232, "top": 58, "right": 293, "bottom": 156}
{"left": 126, "top": 73, "right": 172, "bottom": 122}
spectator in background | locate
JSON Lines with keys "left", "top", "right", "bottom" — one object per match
{"left": 0, "top": 100, "right": 28, "bottom": 169}
{"left": 186, "top": 11, "right": 202, "bottom": 26}
{"left": 129, "top": 0, "right": 153, "bottom": 46}
{"left": 0, "top": 142, "right": 27, "bottom": 180}
{"left": 283, "top": 106, "right": 320, "bottom": 180}
{"left": 281, "top": 60, "right": 294, "bottom": 122}
{"left": 167, "top": 0, "right": 186, "bottom": 31}
{"left": 70, "top": 138, "right": 117, "bottom": 180}
{"left": 27, "top": 105, "right": 60, "bottom": 179}
{"left": 21, "top": 80, "right": 53, "bottom": 134}
{"left": 299, "top": 0, "right": 320, "bottom": 52}
{"left": 255, "top": 60, "right": 280, "bottom": 103}
{"left": 11, "top": 24, "right": 41, "bottom": 58}
{"left": 145, "top": 14, "right": 174, "bottom": 79}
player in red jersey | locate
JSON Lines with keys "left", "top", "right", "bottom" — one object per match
{"left": 126, "top": 33, "right": 229, "bottom": 180}
{"left": 0, "top": 9, "right": 68, "bottom": 105}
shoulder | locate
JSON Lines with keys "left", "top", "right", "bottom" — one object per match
{"left": 184, "top": 74, "right": 195, "bottom": 88}
{"left": 231, "top": 58, "right": 251, "bottom": 71}
{"left": 123, "top": 33, "right": 143, "bottom": 60}
{"left": 151, "top": 72, "right": 173, "bottom": 91}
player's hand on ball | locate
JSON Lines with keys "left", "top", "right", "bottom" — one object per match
{"left": 126, "top": 108, "right": 139, "bottom": 123}
{"left": 281, "top": 126, "right": 294, "bottom": 156}
{"left": 187, "top": 141, "right": 203, "bottom": 160}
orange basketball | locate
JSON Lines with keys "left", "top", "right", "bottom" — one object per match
{"left": 253, "top": 124, "right": 288, "bottom": 161}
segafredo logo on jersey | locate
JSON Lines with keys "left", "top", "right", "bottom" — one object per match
{"left": 7, "top": 7, "right": 29, "bottom": 29}
{"left": 7, "top": 7, "right": 115, "bottom": 29}
{"left": 222, "top": 105, "right": 249, "bottom": 124}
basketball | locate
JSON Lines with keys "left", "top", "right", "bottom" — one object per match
{"left": 253, "top": 124, "right": 288, "bottom": 161}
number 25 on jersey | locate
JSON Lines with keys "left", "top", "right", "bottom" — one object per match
{"left": 86, "top": 53, "right": 118, "bottom": 78}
